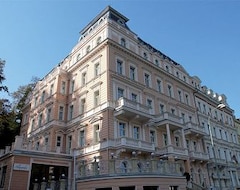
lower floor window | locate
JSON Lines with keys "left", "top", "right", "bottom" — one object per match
{"left": 169, "top": 186, "right": 178, "bottom": 190}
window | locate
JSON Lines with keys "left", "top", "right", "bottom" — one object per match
{"left": 133, "top": 126, "right": 140, "bottom": 139}
{"left": 130, "top": 66, "right": 136, "bottom": 80}
{"left": 193, "top": 141, "right": 197, "bottom": 150}
{"left": 160, "top": 104, "right": 165, "bottom": 114}
{"left": 67, "top": 135, "right": 72, "bottom": 153}
{"left": 155, "top": 59, "right": 159, "bottom": 66}
{"left": 77, "top": 53, "right": 81, "bottom": 61}
{"left": 163, "top": 134, "right": 168, "bottom": 146}
{"left": 61, "top": 81, "right": 66, "bottom": 94}
{"left": 94, "top": 124, "right": 100, "bottom": 143}
{"left": 165, "top": 65, "right": 169, "bottom": 72}
{"left": 95, "top": 63, "right": 100, "bottom": 76}
{"left": 96, "top": 36, "right": 102, "bottom": 45}
{"left": 168, "top": 85, "right": 173, "bottom": 97}
{"left": 178, "top": 90, "right": 182, "bottom": 102}
{"left": 150, "top": 130, "right": 156, "bottom": 143}
{"left": 119, "top": 122, "right": 126, "bottom": 137}
{"left": 94, "top": 90, "right": 100, "bottom": 106}
{"left": 34, "top": 97, "right": 38, "bottom": 107}
{"left": 169, "top": 186, "right": 178, "bottom": 190}
{"left": 47, "top": 108, "right": 51, "bottom": 122}
{"left": 79, "top": 130, "right": 85, "bottom": 147}
{"left": 186, "top": 139, "right": 189, "bottom": 149}
{"left": 69, "top": 105, "right": 74, "bottom": 120}
{"left": 120, "top": 161, "right": 128, "bottom": 173}
{"left": 120, "top": 38, "right": 126, "bottom": 47}
{"left": 45, "top": 137, "right": 49, "bottom": 147}
{"left": 50, "top": 84, "right": 54, "bottom": 96}
{"left": 59, "top": 106, "right": 64, "bottom": 121}
{"left": 86, "top": 45, "right": 91, "bottom": 54}
{"left": 31, "top": 119, "right": 35, "bottom": 131}
{"left": 175, "top": 136, "right": 180, "bottom": 147}
{"left": 70, "top": 80, "right": 75, "bottom": 93}
{"left": 117, "top": 88, "right": 124, "bottom": 99}
{"left": 185, "top": 94, "right": 189, "bottom": 105}
{"left": 82, "top": 72, "right": 87, "bottom": 85}
{"left": 41, "top": 91, "right": 45, "bottom": 103}
{"left": 80, "top": 98, "right": 86, "bottom": 114}
{"left": 147, "top": 99, "right": 152, "bottom": 109}
{"left": 0, "top": 166, "right": 7, "bottom": 188}
{"left": 131, "top": 93, "right": 137, "bottom": 102}
{"left": 181, "top": 113, "right": 185, "bottom": 123}
{"left": 36, "top": 141, "right": 40, "bottom": 150}
{"left": 171, "top": 108, "right": 175, "bottom": 115}
{"left": 156, "top": 79, "right": 162, "bottom": 92}
{"left": 56, "top": 136, "right": 61, "bottom": 147}
{"left": 117, "top": 59, "right": 123, "bottom": 75}
{"left": 143, "top": 52, "right": 148, "bottom": 59}
{"left": 38, "top": 113, "right": 42, "bottom": 127}
{"left": 144, "top": 73, "right": 150, "bottom": 87}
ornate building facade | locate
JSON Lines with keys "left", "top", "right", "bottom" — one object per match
{"left": 0, "top": 6, "right": 239, "bottom": 190}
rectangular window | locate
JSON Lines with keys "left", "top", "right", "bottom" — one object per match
{"left": 80, "top": 98, "right": 86, "bottom": 114}
{"left": 168, "top": 85, "right": 173, "bottom": 97}
{"left": 147, "top": 99, "right": 152, "bottom": 109}
{"left": 0, "top": 166, "right": 7, "bottom": 188}
{"left": 169, "top": 186, "right": 178, "bottom": 190}
{"left": 38, "top": 113, "right": 42, "bottom": 127}
{"left": 117, "top": 59, "right": 123, "bottom": 74}
{"left": 133, "top": 126, "right": 140, "bottom": 139}
{"left": 94, "top": 124, "right": 100, "bottom": 143}
{"left": 157, "top": 79, "right": 162, "bottom": 92}
{"left": 94, "top": 90, "right": 100, "bottom": 106}
{"left": 47, "top": 108, "right": 51, "bottom": 122}
{"left": 70, "top": 80, "right": 75, "bottom": 93}
{"left": 130, "top": 66, "right": 135, "bottom": 80}
{"left": 185, "top": 94, "right": 189, "bottom": 105}
{"left": 31, "top": 119, "right": 35, "bottom": 131}
{"left": 131, "top": 93, "right": 137, "bottom": 102}
{"left": 69, "top": 105, "right": 74, "bottom": 120}
{"left": 61, "top": 81, "right": 66, "bottom": 94}
{"left": 34, "top": 97, "right": 38, "bottom": 107}
{"left": 117, "top": 88, "right": 124, "bottom": 99}
{"left": 175, "top": 136, "right": 180, "bottom": 147}
{"left": 79, "top": 130, "right": 85, "bottom": 147}
{"left": 41, "top": 91, "right": 45, "bottom": 103}
{"left": 56, "top": 136, "right": 61, "bottom": 147}
{"left": 82, "top": 72, "right": 87, "bottom": 85}
{"left": 95, "top": 63, "right": 100, "bottom": 76}
{"left": 45, "top": 137, "right": 49, "bottom": 146}
{"left": 163, "top": 134, "right": 168, "bottom": 146}
{"left": 160, "top": 104, "right": 164, "bottom": 114}
{"left": 119, "top": 122, "right": 126, "bottom": 137}
{"left": 144, "top": 73, "right": 150, "bottom": 87}
{"left": 67, "top": 135, "right": 72, "bottom": 152}
{"left": 59, "top": 106, "right": 64, "bottom": 121}
{"left": 193, "top": 141, "right": 197, "bottom": 150}
{"left": 50, "top": 84, "right": 54, "bottom": 96}
{"left": 178, "top": 90, "right": 182, "bottom": 102}
{"left": 36, "top": 141, "right": 40, "bottom": 150}
{"left": 150, "top": 130, "right": 156, "bottom": 143}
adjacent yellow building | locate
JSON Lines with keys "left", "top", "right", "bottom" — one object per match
{"left": 0, "top": 6, "right": 239, "bottom": 190}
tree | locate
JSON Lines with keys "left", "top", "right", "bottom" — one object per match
{"left": 0, "top": 59, "right": 8, "bottom": 92}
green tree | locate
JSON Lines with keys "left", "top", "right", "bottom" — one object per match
{"left": 0, "top": 59, "right": 8, "bottom": 92}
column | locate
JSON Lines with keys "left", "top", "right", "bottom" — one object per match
{"left": 166, "top": 124, "right": 172, "bottom": 145}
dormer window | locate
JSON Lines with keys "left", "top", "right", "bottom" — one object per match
{"left": 120, "top": 38, "right": 126, "bottom": 47}
{"left": 117, "top": 19, "right": 124, "bottom": 25}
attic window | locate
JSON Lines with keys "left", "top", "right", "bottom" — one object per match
{"left": 117, "top": 19, "right": 124, "bottom": 25}
{"left": 120, "top": 38, "right": 126, "bottom": 47}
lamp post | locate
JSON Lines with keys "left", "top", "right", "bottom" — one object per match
{"left": 208, "top": 103, "right": 225, "bottom": 190}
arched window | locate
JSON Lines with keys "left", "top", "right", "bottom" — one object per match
{"left": 120, "top": 161, "right": 128, "bottom": 173}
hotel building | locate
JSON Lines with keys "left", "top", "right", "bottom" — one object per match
{"left": 0, "top": 6, "right": 239, "bottom": 190}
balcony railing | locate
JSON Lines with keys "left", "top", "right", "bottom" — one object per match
{"left": 116, "top": 97, "right": 150, "bottom": 114}
{"left": 189, "top": 151, "right": 209, "bottom": 161}
{"left": 154, "top": 112, "right": 183, "bottom": 129}
{"left": 155, "top": 145, "right": 188, "bottom": 157}
{"left": 184, "top": 122, "right": 206, "bottom": 136}
{"left": 77, "top": 158, "right": 183, "bottom": 179}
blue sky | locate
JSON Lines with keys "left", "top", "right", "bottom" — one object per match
{"left": 0, "top": 0, "right": 240, "bottom": 117}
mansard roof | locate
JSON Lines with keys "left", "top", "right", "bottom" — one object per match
{"left": 80, "top": 6, "right": 130, "bottom": 35}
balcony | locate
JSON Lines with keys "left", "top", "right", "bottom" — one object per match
{"left": 115, "top": 97, "right": 152, "bottom": 123}
{"left": 184, "top": 122, "right": 206, "bottom": 137}
{"left": 189, "top": 151, "right": 209, "bottom": 161}
{"left": 154, "top": 112, "right": 183, "bottom": 130}
{"left": 155, "top": 145, "right": 188, "bottom": 158}
{"left": 77, "top": 158, "right": 183, "bottom": 179}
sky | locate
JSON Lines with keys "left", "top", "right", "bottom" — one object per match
{"left": 0, "top": 0, "right": 240, "bottom": 117}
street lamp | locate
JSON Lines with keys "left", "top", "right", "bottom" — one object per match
{"left": 208, "top": 103, "right": 225, "bottom": 190}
